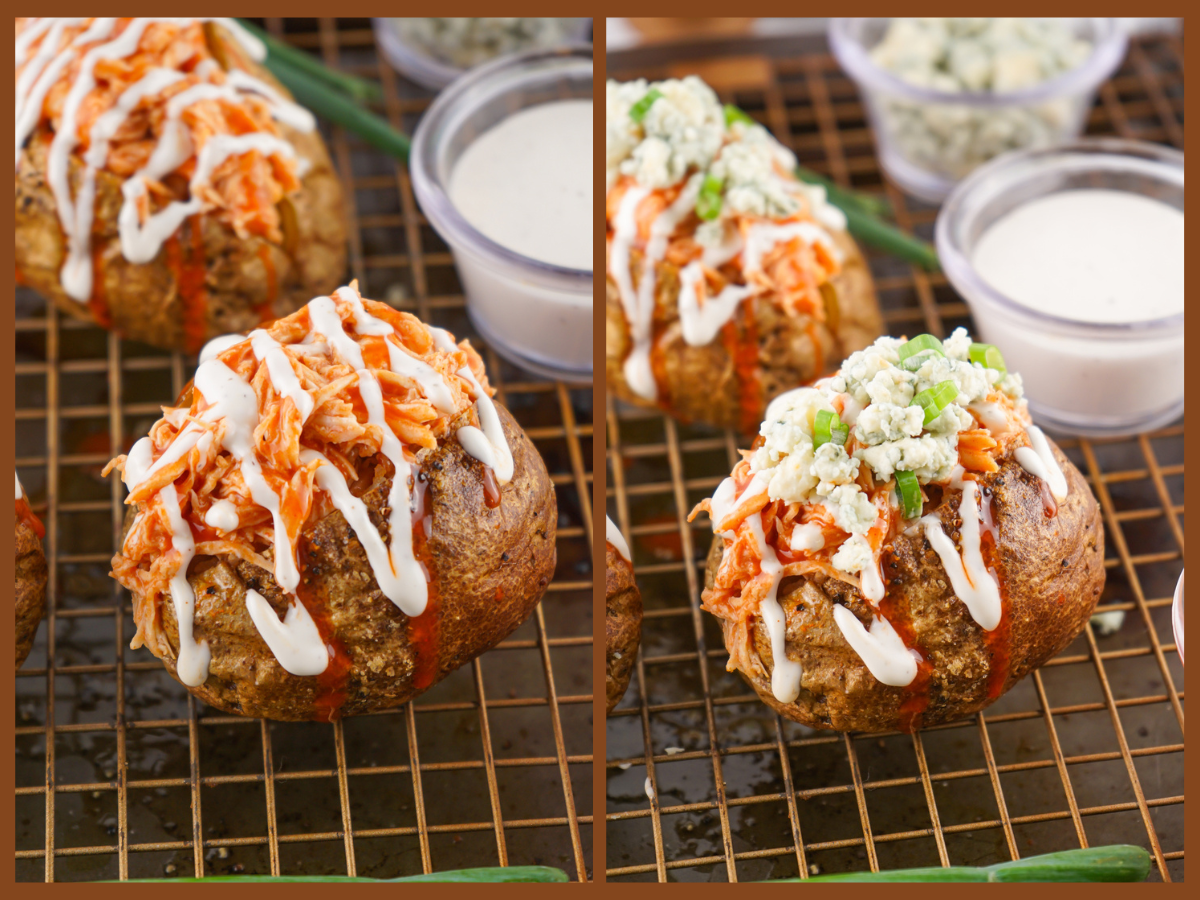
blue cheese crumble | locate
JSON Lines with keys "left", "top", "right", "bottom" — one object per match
{"left": 749, "top": 327, "right": 1023, "bottom": 543}
{"left": 605, "top": 75, "right": 846, "bottom": 233}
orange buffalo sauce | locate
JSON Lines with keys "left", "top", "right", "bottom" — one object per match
{"left": 15, "top": 495, "right": 45, "bottom": 540}
{"left": 408, "top": 477, "right": 440, "bottom": 693}
{"left": 88, "top": 243, "right": 112, "bottom": 328}
{"left": 295, "top": 538, "right": 352, "bottom": 723}
{"left": 723, "top": 301, "right": 763, "bottom": 436}
{"left": 877, "top": 562, "right": 933, "bottom": 732}
{"left": 979, "top": 530, "right": 1012, "bottom": 701}
{"left": 166, "top": 216, "right": 210, "bottom": 356}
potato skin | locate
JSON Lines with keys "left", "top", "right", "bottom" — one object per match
{"left": 126, "top": 404, "right": 556, "bottom": 720}
{"left": 606, "top": 229, "right": 882, "bottom": 431}
{"left": 14, "top": 27, "right": 346, "bottom": 353}
{"left": 16, "top": 519, "right": 48, "bottom": 671}
{"left": 605, "top": 543, "right": 642, "bottom": 714}
{"left": 706, "top": 438, "right": 1105, "bottom": 732}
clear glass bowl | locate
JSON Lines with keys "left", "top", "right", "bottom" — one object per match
{"left": 936, "top": 138, "right": 1184, "bottom": 438}
{"left": 410, "top": 45, "right": 592, "bottom": 383}
{"left": 829, "top": 18, "right": 1127, "bottom": 201}
{"left": 1173, "top": 571, "right": 1184, "bottom": 666}
{"left": 373, "top": 18, "right": 591, "bottom": 91}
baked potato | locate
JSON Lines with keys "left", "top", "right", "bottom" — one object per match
{"left": 606, "top": 76, "right": 882, "bottom": 434}
{"left": 605, "top": 516, "right": 641, "bottom": 714}
{"left": 15, "top": 474, "right": 48, "bottom": 670}
{"left": 104, "top": 285, "right": 557, "bottom": 720}
{"left": 692, "top": 329, "right": 1105, "bottom": 732}
{"left": 15, "top": 18, "right": 346, "bottom": 354}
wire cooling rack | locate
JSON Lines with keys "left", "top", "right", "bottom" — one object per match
{"left": 605, "top": 31, "right": 1184, "bottom": 883}
{"left": 15, "top": 18, "right": 593, "bottom": 882}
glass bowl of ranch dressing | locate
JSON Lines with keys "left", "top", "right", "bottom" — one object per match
{"left": 412, "top": 45, "right": 592, "bottom": 382}
{"left": 936, "top": 138, "right": 1183, "bottom": 438}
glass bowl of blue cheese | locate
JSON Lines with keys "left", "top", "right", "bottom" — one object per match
{"left": 374, "top": 18, "right": 590, "bottom": 91}
{"left": 830, "top": 18, "right": 1126, "bottom": 202}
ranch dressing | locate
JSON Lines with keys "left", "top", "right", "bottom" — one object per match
{"left": 448, "top": 100, "right": 592, "bottom": 271}
{"left": 972, "top": 189, "right": 1184, "bottom": 324}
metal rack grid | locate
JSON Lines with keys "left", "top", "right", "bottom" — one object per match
{"left": 15, "top": 18, "right": 593, "bottom": 882}
{"left": 605, "top": 31, "right": 1183, "bottom": 883}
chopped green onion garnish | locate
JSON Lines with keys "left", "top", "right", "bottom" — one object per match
{"left": 911, "top": 380, "right": 960, "bottom": 426}
{"left": 696, "top": 173, "right": 724, "bottom": 221}
{"left": 897, "top": 334, "right": 945, "bottom": 370}
{"left": 723, "top": 103, "right": 757, "bottom": 128}
{"left": 630, "top": 89, "right": 663, "bottom": 123}
{"left": 813, "top": 409, "right": 849, "bottom": 449}
{"left": 895, "top": 470, "right": 922, "bottom": 519}
{"left": 969, "top": 342, "right": 1006, "bottom": 372}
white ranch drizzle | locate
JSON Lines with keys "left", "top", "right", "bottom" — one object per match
{"left": 1015, "top": 425, "right": 1068, "bottom": 501}
{"left": 305, "top": 295, "right": 428, "bottom": 618}
{"left": 456, "top": 367, "right": 514, "bottom": 485}
{"left": 119, "top": 132, "right": 299, "bottom": 266}
{"left": 243, "top": 589, "right": 327, "bottom": 677}
{"left": 859, "top": 551, "right": 886, "bottom": 604}
{"left": 921, "top": 479, "right": 1003, "bottom": 632}
{"left": 193, "top": 359, "right": 301, "bottom": 594}
{"left": 831, "top": 604, "right": 918, "bottom": 687}
{"left": 249, "top": 329, "right": 314, "bottom": 422}
{"left": 336, "top": 287, "right": 457, "bottom": 415}
{"left": 676, "top": 261, "right": 755, "bottom": 347}
{"left": 16, "top": 17, "right": 302, "bottom": 300}
{"left": 611, "top": 179, "right": 702, "bottom": 400}
{"left": 203, "top": 497, "right": 239, "bottom": 532}
{"left": 15, "top": 470, "right": 23, "bottom": 500}
{"left": 605, "top": 515, "right": 631, "bottom": 562}
{"left": 428, "top": 323, "right": 514, "bottom": 485}
{"left": 199, "top": 333, "right": 245, "bottom": 364}
{"left": 157, "top": 484, "right": 211, "bottom": 686}
{"left": 740, "top": 221, "right": 842, "bottom": 276}
{"left": 969, "top": 400, "right": 1014, "bottom": 436}
{"left": 745, "top": 507, "right": 803, "bottom": 703}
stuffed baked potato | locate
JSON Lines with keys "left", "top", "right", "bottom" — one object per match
{"left": 605, "top": 516, "right": 641, "bottom": 713}
{"left": 15, "top": 474, "right": 48, "bottom": 670}
{"left": 606, "top": 76, "right": 882, "bottom": 434}
{"left": 692, "top": 330, "right": 1104, "bottom": 732}
{"left": 15, "top": 18, "right": 346, "bottom": 353}
{"left": 104, "top": 285, "right": 556, "bottom": 720}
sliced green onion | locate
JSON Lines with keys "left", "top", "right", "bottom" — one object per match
{"left": 723, "top": 103, "right": 757, "bottom": 128}
{"left": 696, "top": 173, "right": 724, "bottom": 221}
{"left": 969, "top": 342, "right": 1007, "bottom": 373}
{"left": 237, "top": 19, "right": 382, "bottom": 103}
{"left": 911, "top": 380, "right": 960, "bottom": 426}
{"left": 630, "top": 88, "right": 663, "bottom": 123}
{"left": 897, "top": 334, "right": 945, "bottom": 370}
{"left": 895, "top": 470, "right": 922, "bottom": 519}
{"left": 813, "top": 410, "right": 848, "bottom": 449}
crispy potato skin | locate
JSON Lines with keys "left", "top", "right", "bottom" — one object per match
{"left": 605, "top": 543, "right": 642, "bottom": 714}
{"left": 706, "top": 439, "right": 1105, "bottom": 732}
{"left": 14, "top": 27, "right": 346, "bottom": 352}
{"left": 606, "top": 229, "right": 882, "bottom": 431}
{"left": 16, "top": 519, "right": 47, "bottom": 670}
{"left": 125, "top": 404, "right": 556, "bottom": 720}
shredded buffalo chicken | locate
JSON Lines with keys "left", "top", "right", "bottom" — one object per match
{"left": 102, "top": 285, "right": 489, "bottom": 656}
{"left": 16, "top": 17, "right": 302, "bottom": 243}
